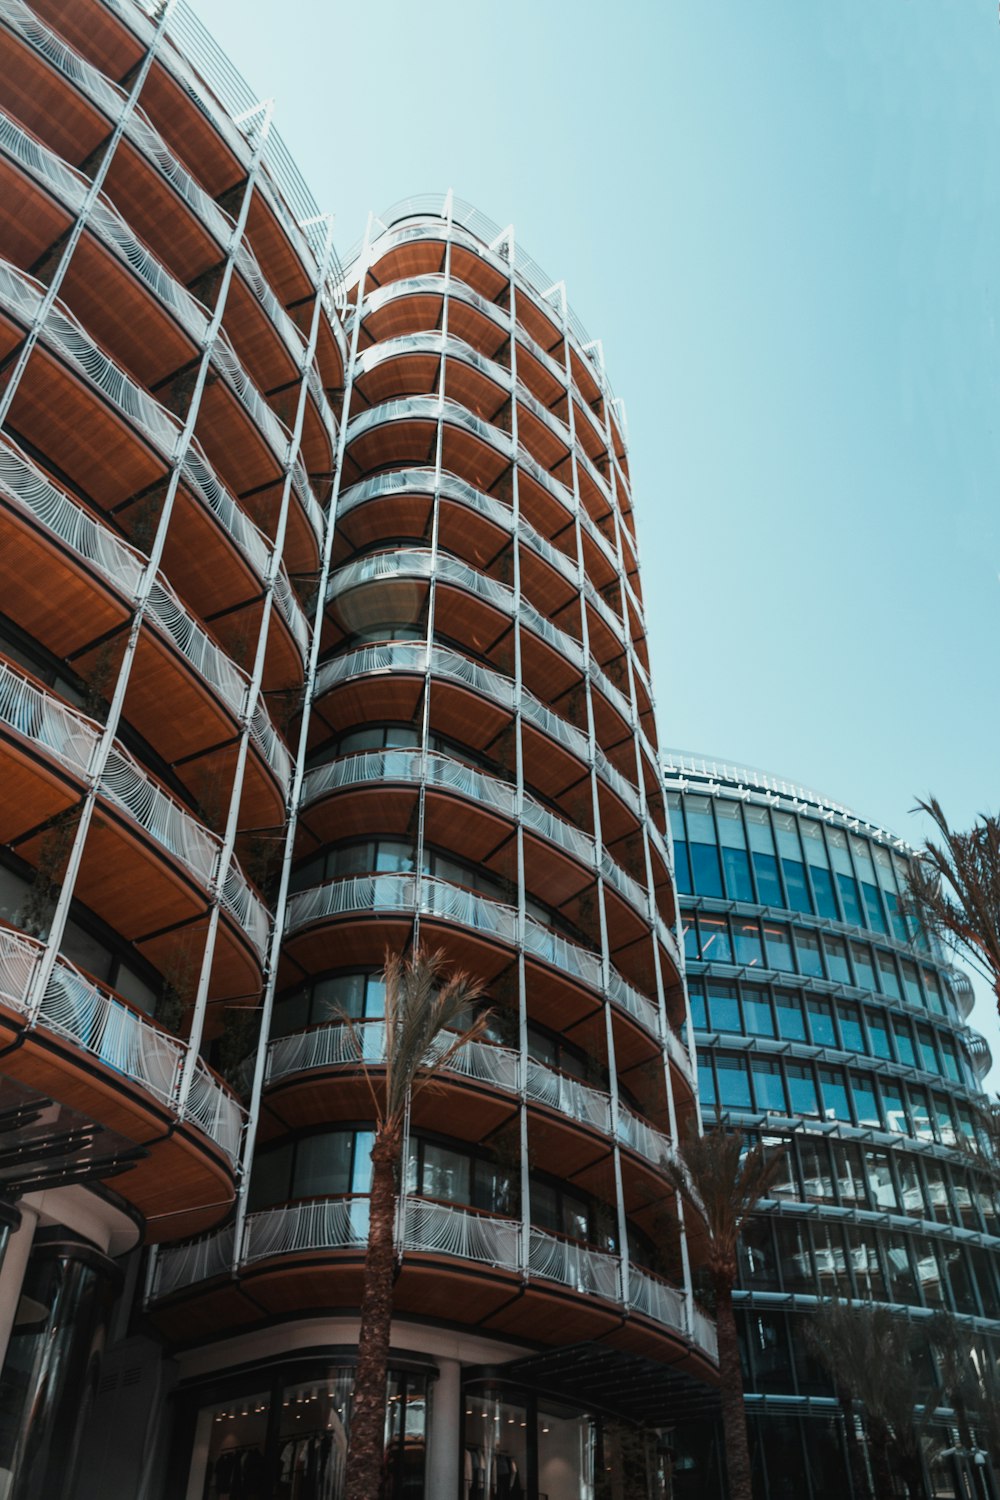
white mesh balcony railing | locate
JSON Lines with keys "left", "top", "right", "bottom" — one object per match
{"left": 290, "top": 457, "right": 326, "bottom": 550}
{"left": 0, "top": 657, "right": 99, "bottom": 778}
{"left": 152, "top": 1222, "right": 235, "bottom": 1298}
{"left": 233, "top": 238, "right": 307, "bottom": 367}
{"left": 616, "top": 1104, "right": 673, "bottom": 1169}
{"left": 528, "top": 1227, "right": 621, "bottom": 1301}
{"left": 101, "top": 743, "right": 219, "bottom": 882}
{"left": 692, "top": 1306, "right": 719, "bottom": 1361}
{"left": 0, "top": 260, "right": 183, "bottom": 459}
{"left": 524, "top": 1058, "right": 611, "bottom": 1135}
{"left": 312, "top": 642, "right": 644, "bottom": 826}
{"left": 628, "top": 1264, "right": 686, "bottom": 1333}
{"left": 272, "top": 566, "right": 310, "bottom": 656}
{"left": 243, "top": 1196, "right": 369, "bottom": 1266}
{"left": 248, "top": 693, "right": 292, "bottom": 793}
{"left": 284, "top": 873, "right": 661, "bottom": 1046}
{"left": 0, "top": 926, "right": 243, "bottom": 1161}
{"left": 305, "top": 364, "right": 338, "bottom": 455}
{"left": 0, "top": 0, "right": 125, "bottom": 118}
{"left": 404, "top": 1198, "right": 521, "bottom": 1272}
{"left": 146, "top": 579, "right": 248, "bottom": 717}
{"left": 219, "top": 860, "right": 271, "bottom": 960}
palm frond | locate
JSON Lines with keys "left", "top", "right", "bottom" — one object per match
{"left": 905, "top": 797, "right": 1000, "bottom": 1001}
{"left": 663, "top": 1123, "right": 787, "bottom": 1281}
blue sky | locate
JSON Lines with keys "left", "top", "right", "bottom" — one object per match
{"left": 191, "top": 0, "right": 1000, "bottom": 1078}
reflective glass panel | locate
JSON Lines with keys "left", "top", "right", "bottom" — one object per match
{"left": 899, "top": 959, "right": 923, "bottom": 1008}
{"left": 836, "top": 1003, "right": 865, "bottom": 1054}
{"left": 716, "top": 1054, "right": 752, "bottom": 1109}
{"left": 751, "top": 1060, "right": 787, "bottom": 1114}
{"left": 721, "top": 846, "right": 754, "bottom": 902}
{"left": 847, "top": 1229, "right": 886, "bottom": 1299}
{"left": 850, "top": 943, "right": 876, "bottom": 991}
{"left": 876, "top": 952, "right": 902, "bottom": 1000}
{"left": 819, "top": 1068, "right": 851, "bottom": 1123}
{"left": 893, "top": 1020, "right": 916, "bottom": 1067}
{"left": 823, "top": 935, "right": 851, "bottom": 984}
{"left": 698, "top": 915, "right": 732, "bottom": 964}
{"left": 806, "top": 999, "right": 836, "bottom": 1047}
{"left": 809, "top": 865, "right": 839, "bottom": 920}
{"left": 850, "top": 1077, "right": 881, "bottom": 1128}
{"left": 795, "top": 928, "right": 824, "bottom": 978}
{"left": 742, "top": 987, "right": 775, "bottom": 1037}
{"left": 775, "top": 992, "right": 806, "bottom": 1041}
{"left": 762, "top": 924, "right": 794, "bottom": 972}
{"left": 732, "top": 918, "right": 764, "bottom": 968}
{"left": 865, "top": 1009, "right": 892, "bottom": 1060}
{"left": 707, "top": 981, "right": 740, "bottom": 1033}
{"left": 786, "top": 1063, "right": 819, "bottom": 1117}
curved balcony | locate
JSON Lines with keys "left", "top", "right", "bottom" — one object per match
{"left": 312, "top": 639, "right": 650, "bottom": 838}
{"left": 335, "top": 468, "right": 656, "bottom": 720}
{"left": 0, "top": 438, "right": 293, "bottom": 811}
{"left": 148, "top": 1192, "right": 715, "bottom": 1366}
{"left": 326, "top": 549, "right": 647, "bottom": 768}
{"left": 946, "top": 968, "right": 976, "bottom": 1020}
{"left": 0, "top": 923, "right": 244, "bottom": 1236}
{"left": 300, "top": 749, "right": 677, "bottom": 955}
{"left": 0, "top": 659, "right": 270, "bottom": 979}
{"left": 261, "top": 1019, "right": 678, "bottom": 1173}
{"left": 284, "top": 873, "right": 669, "bottom": 1052}
{"left": 343, "top": 393, "right": 642, "bottom": 623}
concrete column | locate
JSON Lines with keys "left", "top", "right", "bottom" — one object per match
{"left": 0, "top": 1204, "right": 37, "bottom": 1373}
{"left": 426, "top": 1357, "right": 462, "bottom": 1500}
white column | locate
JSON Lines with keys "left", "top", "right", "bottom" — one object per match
{"left": 426, "top": 1357, "right": 463, "bottom": 1500}
{"left": 0, "top": 1204, "right": 38, "bottom": 1373}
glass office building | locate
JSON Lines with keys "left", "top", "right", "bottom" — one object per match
{"left": 664, "top": 752, "right": 1000, "bottom": 1500}
{"left": 0, "top": 2, "right": 714, "bottom": 1496}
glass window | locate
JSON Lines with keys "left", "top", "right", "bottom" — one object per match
{"left": 762, "top": 923, "right": 794, "bottom": 972}
{"left": 876, "top": 951, "right": 902, "bottom": 1000}
{"left": 836, "top": 873, "right": 864, "bottom": 927}
{"left": 847, "top": 1228, "right": 886, "bottom": 1299}
{"left": 932, "top": 1093, "right": 957, "bottom": 1147}
{"left": 807, "top": 999, "right": 836, "bottom": 1047}
{"left": 832, "top": 1141, "right": 867, "bottom": 1205}
{"left": 819, "top": 1067, "right": 852, "bottom": 1123}
{"left": 684, "top": 795, "right": 715, "bottom": 844}
{"left": 885, "top": 889, "right": 910, "bottom": 944}
{"left": 893, "top": 1019, "right": 916, "bottom": 1067}
{"left": 836, "top": 1003, "right": 865, "bottom": 1054}
{"left": 707, "top": 981, "right": 740, "bottom": 1033}
{"left": 716, "top": 1054, "right": 752, "bottom": 1110}
{"left": 885, "top": 1234, "right": 918, "bottom": 1302}
{"left": 763, "top": 1137, "right": 797, "bottom": 1198}
{"left": 881, "top": 1085, "right": 909, "bottom": 1137}
{"left": 682, "top": 915, "right": 699, "bottom": 962}
{"left": 809, "top": 865, "right": 840, "bottom": 921}
{"left": 800, "top": 819, "right": 830, "bottom": 869}
{"left": 913, "top": 1238, "right": 946, "bottom": 1307}
{"left": 295, "top": 1132, "right": 354, "bottom": 1199}
{"left": 794, "top": 928, "right": 824, "bottom": 978}
{"left": 947, "top": 1246, "right": 978, "bottom": 1316}
{"left": 746, "top": 809, "right": 782, "bottom": 904}
{"left": 421, "top": 1143, "right": 471, "bottom": 1204}
{"left": 786, "top": 1063, "right": 819, "bottom": 1117}
{"left": 751, "top": 1060, "right": 787, "bottom": 1114}
{"left": 898, "top": 960, "right": 923, "bottom": 1008}
{"left": 923, "top": 970, "right": 946, "bottom": 1015}
{"left": 849, "top": 942, "right": 876, "bottom": 991}
{"left": 864, "top": 1149, "right": 897, "bottom": 1209}
{"left": 896, "top": 1156, "right": 927, "bottom": 1216}
{"left": 812, "top": 1223, "right": 850, "bottom": 1298}
{"left": 739, "top": 1218, "right": 779, "bottom": 1289}
{"left": 823, "top": 935, "right": 851, "bottom": 985}
{"left": 862, "top": 883, "right": 889, "bottom": 935}
{"left": 775, "top": 1220, "right": 814, "bottom": 1292}
{"left": 248, "top": 1142, "right": 294, "bottom": 1210}
{"left": 747, "top": 1312, "right": 794, "bottom": 1394}
{"left": 688, "top": 982, "right": 707, "bottom": 1030}
{"left": 732, "top": 918, "right": 764, "bottom": 968}
{"left": 798, "top": 1138, "right": 834, "bottom": 1199}
{"left": 906, "top": 1086, "right": 935, "bottom": 1142}
{"left": 716, "top": 803, "right": 754, "bottom": 902}
{"left": 775, "top": 991, "right": 806, "bottom": 1041}
{"left": 689, "top": 841, "right": 723, "bottom": 898}
{"left": 922, "top": 1161, "right": 952, "bottom": 1225}
{"left": 668, "top": 793, "right": 691, "bottom": 891}
{"left": 775, "top": 812, "right": 811, "bottom": 913}
{"left": 916, "top": 1026, "right": 939, "bottom": 1075}
{"left": 698, "top": 1062, "right": 716, "bottom": 1106}
{"left": 743, "top": 986, "right": 775, "bottom": 1036}
{"left": 698, "top": 915, "right": 732, "bottom": 964}
{"left": 940, "top": 1039, "right": 960, "bottom": 1083}
{"left": 850, "top": 1076, "right": 881, "bottom": 1128}
{"left": 865, "top": 1009, "right": 892, "bottom": 1060}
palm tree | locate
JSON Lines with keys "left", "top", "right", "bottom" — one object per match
{"left": 905, "top": 797, "right": 1000, "bottom": 1016}
{"left": 344, "top": 947, "right": 488, "bottom": 1500}
{"left": 663, "top": 1124, "right": 787, "bottom": 1500}
{"left": 807, "top": 1300, "right": 935, "bottom": 1500}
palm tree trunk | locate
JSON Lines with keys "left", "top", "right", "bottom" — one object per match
{"left": 865, "top": 1418, "right": 896, "bottom": 1500}
{"left": 346, "top": 1130, "right": 401, "bottom": 1500}
{"left": 837, "top": 1386, "right": 871, "bottom": 1500}
{"left": 714, "top": 1279, "right": 753, "bottom": 1500}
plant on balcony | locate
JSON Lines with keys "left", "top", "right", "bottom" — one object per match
{"left": 904, "top": 796, "right": 1000, "bottom": 1018}
{"left": 344, "top": 946, "right": 488, "bottom": 1500}
{"left": 663, "top": 1124, "right": 787, "bottom": 1500}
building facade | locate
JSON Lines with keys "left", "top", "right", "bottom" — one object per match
{"left": 0, "top": 2, "right": 715, "bottom": 1497}
{"left": 664, "top": 753, "right": 1000, "bottom": 1500}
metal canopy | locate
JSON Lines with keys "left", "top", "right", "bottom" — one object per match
{"left": 0, "top": 1077, "right": 146, "bottom": 1200}
{"left": 468, "top": 1342, "right": 721, "bottom": 1428}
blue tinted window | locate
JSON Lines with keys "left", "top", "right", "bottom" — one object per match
{"left": 733, "top": 918, "right": 764, "bottom": 968}
{"left": 823, "top": 936, "right": 851, "bottom": 985}
{"left": 807, "top": 1000, "right": 837, "bottom": 1047}
{"left": 850, "top": 1077, "right": 881, "bottom": 1128}
{"left": 699, "top": 915, "right": 732, "bottom": 964}
{"left": 899, "top": 961, "right": 923, "bottom": 1007}
{"left": 836, "top": 873, "right": 864, "bottom": 927}
{"left": 763, "top": 923, "right": 794, "bottom": 972}
{"left": 877, "top": 952, "right": 902, "bottom": 1000}
{"left": 752, "top": 1061, "right": 787, "bottom": 1114}
{"left": 850, "top": 943, "right": 876, "bottom": 990}
{"left": 819, "top": 1068, "right": 852, "bottom": 1122}
{"left": 717, "top": 1055, "right": 752, "bottom": 1109}
{"left": 682, "top": 916, "right": 700, "bottom": 962}
{"left": 923, "top": 970, "right": 945, "bottom": 1015}
{"left": 862, "top": 882, "right": 888, "bottom": 935}
{"left": 743, "top": 987, "right": 775, "bottom": 1036}
{"left": 721, "top": 847, "right": 754, "bottom": 902}
{"left": 837, "top": 1004, "right": 865, "bottom": 1054}
{"left": 708, "top": 982, "right": 740, "bottom": 1033}
{"left": 781, "top": 861, "right": 811, "bottom": 913}
{"left": 698, "top": 1063, "right": 716, "bottom": 1105}
{"left": 690, "top": 841, "right": 723, "bottom": 898}
{"left": 775, "top": 992, "right": 806, "bottom": 1041}
{"left": 809, "top": 866, "right": 839, "bottom": 920}
{"left": 786, "top": 1063, "right": 819, "bottom": 1117}
{"left": 752, "top": 853, "right": 783, "bottom": 906}
{"left": 865, "top": 1010, "right": 892, "bottom": 1060}
{"left": 893, "top": 1021, "right": 916, "bottom": 1067}
{"left": 885, "top": 891, "right": 909, "bottom": 943}
{"left": 881, "top": 1086, "right": 909, "bottom": 1136}
{"left": 673, "top": 840, "right": 692, "bottom": 894}
{"left": 795, "top": 929, "right": 824, "bottom": 979}
{"left": 684, "top": 796, "right": 716, "bottom": 844}
{"left": 688, "top": 983, "right": 707, "bottom": 1030}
